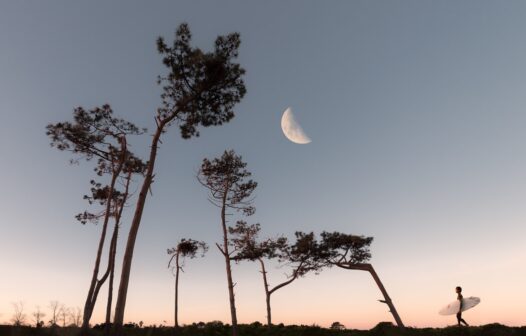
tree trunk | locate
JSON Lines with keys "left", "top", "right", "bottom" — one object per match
{"left": 258, "top": 258, "right": 272, "bottom": 326}
{"left": 337, "top": 263, "right": 405, "bottom": 329}
{"left": 104, "top": 219, "right": 118, "bottom": 335}
{"left": 220, "top": 199, "right": 238, "bottom": 336}
{"left": 105, "top": 171, "right": 130, "bottom": 336}
{"left": 174, "top": 252, "right": 180, "bottom": 329}
{"left": 80, "top": 139, "right": 129, "bottom": 335}
{"left": 112, "top": 122, "right": 165, "bottom": 335}
{"left": 104, "top": 263, "right": 114, "bottom": 335}
{"left": 81, "top": 164, "right": 121, "bottom": 335}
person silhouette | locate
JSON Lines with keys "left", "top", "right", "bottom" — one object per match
{"left": 456, "top": 286, "right": 469, "bottom": 326}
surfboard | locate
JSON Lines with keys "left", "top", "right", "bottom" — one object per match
{"left": 439, "top": 296, "right": 480, "bottom": 315}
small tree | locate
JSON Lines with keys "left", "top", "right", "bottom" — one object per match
{"left": 32, "top": 306, "right": 46, "bottom": 328}
{"left": 167, "top": 239, "right": 208, "bottom": 329}
{"left": 112, "top": 23, "right": 246, "bottom": 335}
{"left": 70, "top": 307, "right": 82, "bottom": 327}
{"left": 318, "top": 231, "right": 404, "bottom": 329}
{"left": 48, "top": 301, "right": 61, "bottom": 327}
{"left": 11, "top": 301, "right": 26, "bottom": 326}
{"left": 198, "top": 150, "right": 256, "bottom": 336}
{"left": 330, "top": 321, "right": 345, "bottom": 330}
{"left": 59, "top": 305, "right": 69, "bottom": 327}
{"left": 231, "top": 224, "right": 322, "bottom": 325}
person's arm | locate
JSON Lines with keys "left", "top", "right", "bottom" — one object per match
{"left": 458, "top": 296, "right": 463, "bottom": 313}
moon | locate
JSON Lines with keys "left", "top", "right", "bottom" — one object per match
{"left": 280, "top": 107, "right": 311, "bottom": 144}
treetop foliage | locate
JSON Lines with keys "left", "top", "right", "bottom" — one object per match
{"left": 318, "top": 231, "right": 373, "bottom": 265}
{"left": 286, "top": 232, "right": 324, "bottom": 276}
{"left": 198, "top": 150, "right": 257, "bottom": 216}
{"left": 167, "top": 238, "right": 208, "bottom": 261}
{"left": 156, "top": 23, "right": 246, "bottom": 138}
{"left": 228, "top": 221, "right": 263, "bottom": 260}
{"left": 46, "top": 104, "right": 146, "bottom": 166}
{"left": 47, "top": 104, "right": 147, "bottom": 226}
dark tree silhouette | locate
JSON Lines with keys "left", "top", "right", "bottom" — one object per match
{"left": 48, "top": 301, "right": 61, "bottom": 327}
{"left": 167, "top": 239, "right": 208, "bottom": 329}
{"left": 112, "top": 23, "right": 246, "bottom": 335}
{"left": 80, "top": 161, "right": 146, "bottom": 336}
{"left": 70, "top": 307, "right": 82, "bottom": 327}
{"left": 103, "top": 161, "right": 144, "bottom": 336}
{"left": 59, "top": 305, "right": 69, "bottom": 327}
{"left": 46, "top": 105, "right": 146, "bottom": 334}
{"left": 32, "top": 306, "right": 46, "bottom": 328}
{"left": 330, "top": 321, "right": 345, "bottom": 330}
{"left": 11, "top": 301, "right": 26, "bottom": 326}
{"left": 230, "top": 223, "right": 323, "bottom": 325}
{"left": 317, "top": 231, "right": 405, "bottom": 329}
{"left": 198, "top": 150, "right": 256, "bottom": 336}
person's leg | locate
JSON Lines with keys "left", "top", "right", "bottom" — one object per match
{"left": 457, "top": 312, "right": 469, "bottom": 326}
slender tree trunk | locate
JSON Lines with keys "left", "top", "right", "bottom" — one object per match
{"left": 104, "top": 214, "right": 119, "bottom": 335}
{"left": 366, "top": 264, "right": 404, "bottom": 329}
{"left": 105, "top": 171, "right": 130, "bottom": 336}
{"left": 81, "top": 139, "right": 128, "bottom": 335}
{"left": 81, "top": 164, "right": 121, "bottom": 335}
{"left": 112, "top": 121, "right": 166, "bottom": 335}
{"left": 174, "top": 252, "right": 180, "bottom": 329}
{"left": 220, "top": 197, "right": 238, "bottom": 336}
{"left": 337, "top": 263, "right": 404, "bottom": 329}
{"left": 104, "top": 264, "right": 114, "bottom": 335}
{"left": 106, "top": 211, "right": 119, "bottom": 324}
{"left": 258, "top": 259, "right": 271, "bottom": 326}
{"left": 257, "top": 258, "right": 303, "bottom": 326}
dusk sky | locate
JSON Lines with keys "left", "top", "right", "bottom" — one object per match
{"left": 1, "top": 1, "right": 526, "bottom": 329}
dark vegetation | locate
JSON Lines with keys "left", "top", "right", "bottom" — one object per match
{"left": 2, "top": 323, "right": 525, "bottom": 336}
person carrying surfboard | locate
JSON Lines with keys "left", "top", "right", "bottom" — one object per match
{"left": 456, "top": 286, "right": 469, "bottom": 326}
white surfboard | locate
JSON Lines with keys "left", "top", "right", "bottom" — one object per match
{"left": 439, "top": 296, "right": 480, "bottom": 315}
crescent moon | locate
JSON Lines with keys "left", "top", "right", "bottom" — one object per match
{"left": 281, "top": 107, "right": 311, "bottom": 144}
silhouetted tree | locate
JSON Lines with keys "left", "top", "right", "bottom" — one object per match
{"left": 317, "top": 231, "right": 405, "bottom": 329}
{"left": 77, "top": 168, "right": 143, "bottom": 336}
{"left": 198, "top": 150, "right": 256, "bottom": 336}
{"left": 46, "top": 105, "right": 146, "bottom": 334}
{"left": 59, "top": 305, "right": 69, "bottom": 327}
{"left": 32, "top": 306, "right": 46, "bottom": 328}
{"left": 330, "top": 321, "right": 345, "bottom": 330}
{"left": 112, "top": 23, "right": 246, "bottom": 336}
{"left": 231, "top": 224, "right": 323, "bottom": 325}
{"left": 11, "top": 301, "right": 26, "bottom": 326}
{"left": 167, "top": 238, "right": 208, "bottom": 329}
{"left": 103, "top": 164, "right": 144, "bottom": 336}
{"left": 48, "top": 301, "right": 61, "bottom": 327}
{"left": 70, "top": 307, "right": 82, "bottom": 327}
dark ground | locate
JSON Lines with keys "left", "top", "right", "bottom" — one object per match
{"left": 1, "top": 323, "right": 525, "bottom": 336}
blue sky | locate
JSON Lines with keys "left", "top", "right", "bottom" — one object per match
{"left": 1, "top": 1, "right": 525, "bottom": 328}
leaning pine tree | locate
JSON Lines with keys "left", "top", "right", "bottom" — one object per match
{"left": 112, "top": 23, "right": 246, "bottom": 336}
{"left": 317, "top": 231, "right": 405, "bottom": 329}
{"left": 198, "top": 150, "right": 257, "bottom": 336}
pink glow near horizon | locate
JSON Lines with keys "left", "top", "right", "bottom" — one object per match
{"left": 2, "top": 247, "right": 524, "bottom": 329}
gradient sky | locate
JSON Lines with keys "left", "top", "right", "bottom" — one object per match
{"left": 1, "top": 0, "right": 526, "bottom": 329}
